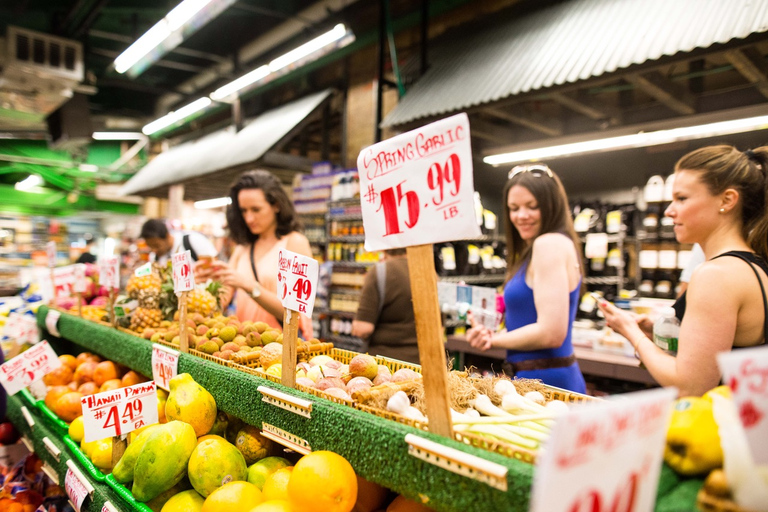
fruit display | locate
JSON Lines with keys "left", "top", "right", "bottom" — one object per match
{"left": 0, "top": 453, "right": 69, "bottom": 512}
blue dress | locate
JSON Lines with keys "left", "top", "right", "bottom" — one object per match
{"left": 503, "top": 260, "right": 587, "bottom": 394}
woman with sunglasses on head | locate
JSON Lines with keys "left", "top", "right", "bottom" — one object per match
{"left": 598, "top": 146, "right": 768, "bottom": 397}
{"left": 195, "top": 170, "right": 313, "bottom": 337}
{"left": 464, "top": 164, "right": 587, "bottom": 393}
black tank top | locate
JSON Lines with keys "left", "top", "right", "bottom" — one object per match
{"left": 673, "top": 251, "right": 768, "bottom": 346}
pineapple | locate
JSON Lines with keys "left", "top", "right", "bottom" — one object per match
{"left": 130, "top": 307, "right": 163, "bottom": 331}
{"left": 138, "top": 288, "right": 160, "bottom": 309}
{"left": 126, "top": 273, "right": 162, "bottom": 299}
{"left": 188, "top": 287, "right": 218, "bottom": 317}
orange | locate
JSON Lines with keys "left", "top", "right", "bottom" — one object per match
{"left": 93, "top": 361, "right": 119, "bottom": 387}
{"left": 45, "top": 386, "right": 71, "bottom": 410}
{"left": 53, "top": 391, "right": 83, "bottom": 422}
{"left": 59, "top": 354, "right": 78, "bottom": 371}
{"left": 76, "top": 352, "right": 101, "bottom": 366}
{"left": 261, "top": 467, "right": 292, "bottom": 501}
{"left": 201, "top": 481, "right": 263, "bottom": 512}
{"left": 249, "top": 501, "right": 294, "bottom": 512}
{"left": 287, "top": 451, "right": 357, "bottom": 512}
{"left": 77, "top": 382, "right": 99, "bottom": 396}
{"left": 42, "top": 365, "right": 74, "bottom": 386}
{"left": 386, "top": 495, "right": 434, "bottom": 512}
{"left": 99, "top": 379, "right": 122, "bottom": 392}
{"left": 67, "top": 381, "right": 79, "bottom": 391}
{"left": 73, "top": 361, "right": 97, "bottom": 384}
{"left": 121, "top": 370, "right": 145, "bottom": 387}
{"left": 353, "top": 476, "right": 388, "bottom": 512}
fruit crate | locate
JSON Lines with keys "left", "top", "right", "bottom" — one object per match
{"left": 105, "top": 474, "right": 154, "bottom": 512}
{"left": 35, "top": 400, "right": 70, "bottom": 437}
{"left": 62, "top": 434, "right": 108, "bottom": 482}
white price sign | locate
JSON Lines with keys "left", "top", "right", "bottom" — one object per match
{"left": 72, "top": 264, "right": 87, "bottom": 293}
{"left": 81, "top": 382, "right": 158, "bottom": 443}
{"left": 65, "top": 466, "right": 90, "bottom": 511}
{"left": 98, "top": 256, "right": 120, "bottom": 289}
{"left": 172, "top": 250, "right": 194, "bottom": 292}
{"left": 46, "top": 241, "right": 57, "bottom": 268}
{"left": 45, "top": 309, "right": 61, "bottom": 337}
{"left": 356, "top": 113, "right": 480, "bottom": 251}
{"left": 530, "top": 388, "right": 676, "bottom": 512}
{"left": 0, "top": 340, "right": 62, "bottom": 395}
{"left": 276, "top": 249, "right": 318, "bottom": 316}
{"left": 4, "top": 313, "right": 39, "bottom": 345}
{"left": 718, "top": 347, "right": 768, "bottom": 464}
{"left": 53, "top": 265, "right": 76, "bottom": 298}
{"left": 135, "top": 262, "right": 152, "bottom": 277}
{"left": 152, "top": 344, "right": 179, "bottom": 391}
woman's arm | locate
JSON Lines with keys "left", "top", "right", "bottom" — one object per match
{"left": 486, "top": 234, "right": 573, "bottom": 351}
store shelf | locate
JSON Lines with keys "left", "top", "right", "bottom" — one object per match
{"left": 327, "top": 213, "right": 364, "bottom": 221}
{"left": 455, "top": 235, "right": 505, "bottom": 243}
{"left": 323, "top": 333, "right": 367, "bottom": 352}
{"left": 439, "top": 275, "right": 505, "bottom": 285}
{"left": 330, "top": 260, "right": 375, "bottom": 268}
{"left": 328, "top": 235, "right": 366, "bottom": 243}
{"left": 306, "top": 237, "right": 328, "bottom": 244}
{"left": 584, "top": 276, "right": 624, "bottom": 285}
{"left": 314, "top": 307, "right": 357, "bottom": 318}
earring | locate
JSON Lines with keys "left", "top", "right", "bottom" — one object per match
{"left": 720, "top": 208, "right": 725, "bottom": 213}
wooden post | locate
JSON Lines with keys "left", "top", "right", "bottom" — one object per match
{"left": 281, "top": 308, "right": 299, "bottom": 388}
{"left": 108, "top": 289, "right": 117, "bottom": 328}
{"left": 178, "top": 292, "right": 189, "bottom": 353}
{"left": 406, "top": 244, "right": 453, "bottom": 438}
{"left": 77, "top": 292, "right": 83, "bottom": 317}
{"left": 111, "top": 436, "right": 127, "bottom": 467}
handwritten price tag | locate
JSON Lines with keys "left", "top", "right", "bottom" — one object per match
{"left": 152, "top": 344, "right": 179, "bottom": 391}
{"left": 53, "top": 265, "right": 76, "bottom": 298}
{"left": 72, "top": 264, "right": 87, "bottom": 293}
{"left": 3, "top": 313, "right": 39, "bottom": 344}
{"left": 172, "top": 250, "right": 194, "bottom": 292}
{"left": 98, "top": 256, "right": 120, "bottom": 290}
{"left": 46, "top": 241, "right": 57, "bottom": 268}
{"left": 0, "top": 341, "right": 62, "bottom": 395}
{"left": 530, "top": 387, "right": 676, "bottom": 512}
{"left": 65, "top": 465, "right": 90, "bottom": 511}
{"left": 718, "top": 347, "right": 768, "bottom": 464}
{"left": 81, "top": 382, "right": 158, "bottom": 443}
{"left": 356, "top": 113, "right": 480, "bottom": 251}
{"left": 276, "top": 249, "right": 318, "bottom": 316}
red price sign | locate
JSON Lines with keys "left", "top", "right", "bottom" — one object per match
{"left": 53, "top": 265, "right": 76, "bottom": 298}
{"left": 81, "top": 382, "right": 158, "bottom": 443}
{"left": 65, "top": 465, "right": 90, "bottom": 511}
{"left": 152, "top": 344, "right": 179, "bottom": 391}
{"left": 98, "top": 256, "right": 119, "bottom": 289}
{"left": 0, "top": 340, "right": 62, "bottom": 395}
{"left": 46, "top": 241, "right": 57, "bottom": 268}
{"left": 172, "top": 250, "right": 194, "bottom": 292}
{"left": 276, "top": 249, "right": 318, "bottom": 316}
{"left": 530, "top": 388, "right": 676, "bottom": 512}
{"left": 72, "top": 264, "right": 87, "bottom": 293}
{"left": 718, "top": 347, "right": 768, "bottom": 464}
{"left": 356, "top": 113, "right": 480, "bottom": 251}
{"left": 4, "top": 313, "right": 40, "bottom": 345}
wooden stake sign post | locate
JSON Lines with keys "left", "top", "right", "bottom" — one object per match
{"left": 99, "top": 256, "right": 120, "bottom": 327}
{"left": 357, "top": 113, "right": 481, "bottom": 438}
{"left": 46, "top": 241, "right": 56, "bottom": 297}
{"left": 73, "top": 264, "right": 87, "bottom": 318}
{"left": 277, "top": 249, "right": 319, "bottom": 388}
{"left": 172, "top": 251, "right": 195, "bottom": 353}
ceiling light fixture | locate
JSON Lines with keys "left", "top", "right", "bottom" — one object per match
{"left": 142, "top": 97, "right": 212, "bottom": 135}
{"left": 92, "top": 132, "right": 146, "bottom": 141}
{"left": 194, "top": 196, "right": 232, "bottom": 209}
{"left": 15, "top": 174, "right": 43, "bottom": 191}
{"left": 210, "top": 24, "right": 353, "bottom": 102}
{"left": 78, "top": 164, "right": 100, "bottom": 172}
{"left": 484, "top": 114, "right": 768, "bottom": 166}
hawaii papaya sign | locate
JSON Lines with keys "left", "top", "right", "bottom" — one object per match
{"left": 81, "top": 382, "right": 158, "bottom": 442}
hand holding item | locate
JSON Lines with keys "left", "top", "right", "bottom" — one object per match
{"left": 466, "top": 311, "right": 493, "bottom": 351}
{"left": 193, "top": 258, "right": 222, "bottom": 280}
{"left": 596, "top": 300, "right": 639, "bottom": 342}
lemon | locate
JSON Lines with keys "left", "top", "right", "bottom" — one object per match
{"left": 247, "top": 457, "right": 291, "bottom": 490}
{"left": 90, "top": 438, "right": 114, "bottom": 470}
{"left": 68, "top": 416, "right": 85, "bottom": 443}
{"left": 266, "top": 364, "right": 282, "bottom": 379}
{"left": 665, "top": 397, "right": 723, "bottom": 475}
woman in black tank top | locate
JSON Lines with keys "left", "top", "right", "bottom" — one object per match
{"left": 598, "top": 145, "right": 768, "bottom": 396}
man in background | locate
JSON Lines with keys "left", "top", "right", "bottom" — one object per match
{"left": 75, "top": 233, "right": 97, "bottom": 263}
{"left": 140, "top": 219, "right": 217, "bottom": 265}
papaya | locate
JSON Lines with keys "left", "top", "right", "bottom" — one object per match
{"left": 160, "top": 489, "right": 204, "bottom": 512}
{"left": 145, "top": 478, "right": 193, "bottom": 512}
{"left": 165, "top": 374, "right": 217, "bottom": 437}
{"left": 187, "top": 435, "right": 247, "bottom": 497}
{"left": 132, "top": 421, "right": 198, "bottom": 502}
{"left": 112, "top": 424, "right": 161, "bottom": 483}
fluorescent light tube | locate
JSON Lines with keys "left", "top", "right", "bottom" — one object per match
{"left": 194, "top": 197, "right": 232, "bottom": 209}
{"left": 269, "top": 24, "right": 348, "bottom": 73}
{"left": 78, "top": 164, "right": 99, "bottom": 173}
{"left": 210, "top": 65, "right": 270, "bottom": 101}
{"left": 166, "top": 0, "right": 213, "bottom": 31}
{"left": 114, "top": 21, "right": 172, "bottom": 74}
{"left": 92, "top": 132, "right": 145, "bottom": 141}
{"left": 484, "top": 114, "right": 768, "bottom": 166}
{"left": 15, "top": 175, "right": 43, "bottom": 191}
{"left": 142, "top": 97, "right": 212, "bottom": 135}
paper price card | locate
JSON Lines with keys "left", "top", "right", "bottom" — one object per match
{"left": 65, "top": 465, "right": 90, "bottom": 512}
{"left": 81, "top": 382, "right": 158, "bottom": 443}
{"left": 276, "top": 249, "right": 318, "bottom": 316}
{"left": 152, "top": 344, "right": 179, "bottom": 391}
{"left": 530, "top": 387, "right": 676, "bottom": 512}
{"left": 98, "top": 256, "right": 120, "bottom": 289}
{"left": 135, "top": 262, "right": 152, "bottom": 277}
{"left": 718, "top": 347, "right": 768, "bottom": 464}
{"left": 46, "top": 241, "right": 56, "bottom": 268}
{"left": 356, "top": 113, "right": 481, "bottom": 251}
{"left": 0, "top": 340, "right": 62, "bottom": 395}
{"left": 45, "top": 309, "right": 61, "bottom": 337}
{"left": 72, "top": 264, "right": 87, "bottom": 293}
{"left": 53, "top": 265, "right": 76, "bottom": 298}
{"left": 172, "top": 250, "right": 194, "bottom": 292}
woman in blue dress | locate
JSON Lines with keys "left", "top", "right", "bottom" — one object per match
{"left": 465, "top": 164, "right": 587, "bottom": 393}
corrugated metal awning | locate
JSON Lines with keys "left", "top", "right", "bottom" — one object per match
{"left": 120, "top": 89, "right": 333, "bottom": 198}
{"left": 382, "top": 0, "right": 768, "bottom": 128}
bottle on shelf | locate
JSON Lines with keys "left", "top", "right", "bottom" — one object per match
{"left": 653, "top": 307, "right": 680, "bottom": 354}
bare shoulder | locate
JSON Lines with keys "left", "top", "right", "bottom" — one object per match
{"left": 229, "top": 244, "right": 246, "bottom": 264}
{"left": 532, "top": 233, "right": 575, "bottom": 259}
{"left": 687, "top": 258, "right": 742, "bottom": 299}
{"left": 285, "top": 231, "right": 311, "bottom": 252}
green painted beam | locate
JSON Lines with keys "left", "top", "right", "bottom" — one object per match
{"left": 0, "top": 184, "right": 140, "bottom": 216}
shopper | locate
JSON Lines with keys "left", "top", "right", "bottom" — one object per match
{"left": 462, "top": 164, "right": 587, "bottom": 393}
{"left": 75, "top": 233, "right": 97, "bottom": 264}
{"left": 352, "top": 249, "right": 419, "bottom": 364}
{"left": 598, "top": 145, "right": 768, "bottom": 396}
{"left": 140, "top": 219, "right": 217, "bottom": 265}
{"left": 196, "top": 170, "right": 313, "bottom": 337}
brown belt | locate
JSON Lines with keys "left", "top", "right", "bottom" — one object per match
{"left": 505, "top": 354, "right": 577, "bottom": 373}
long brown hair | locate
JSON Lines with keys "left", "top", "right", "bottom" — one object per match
{"left": 502, "top": 165, "right": 581, "bottom": 282}
{"left": 675, "top": 145, "right": 768, "bottom": 260}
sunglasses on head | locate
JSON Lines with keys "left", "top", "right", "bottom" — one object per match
{"left": 508, "top": 164, "right": 554, "bottom": 180}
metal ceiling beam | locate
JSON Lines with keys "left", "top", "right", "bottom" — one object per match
{"left": 624, "top": 72, "right": 696, "bottom": 115}
{"left": 548, "top": 92, "right": 620, "bottom": 123}
{"left": 468, "top": 118, "right": 518, "bottom": 145}
{"left": 483, "top": 108, "right": 563, "bottom": 137}
{"left": 724, "top": 47, "right": 768, "bottom": 100}
{"left": 91, "top": 48, "right": 209, "bottom": 73}
{"left": 88, "top": 29, "right": 229, "bottom": 64}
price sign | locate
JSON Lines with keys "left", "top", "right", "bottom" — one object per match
{"left": 98, "top": 256, "right": 119, "bottom": 289}
{"left": 135, "top": 262, "right": 152, "bottom": 277}
{"left": 172, "top": 250, "right": 194, "bottom": 292}
{"left": 356, "top": 113, "right": 480, "bottom": 251}
{"left": 53, "top": 265, "right": 76, "bottom": 298}
{"left": 72, "top": 264, "right": 87, "bottom": 293}
{"left": 65, "top": 467, "right": 90, "bottom": 511}
{"left": 45, "top": 309, "right": 61, "bottom": 337}
{"left": 81, "top": 382, "right": 158, "bottom": 443}
{"left": 152, "top": 344, "right": 179, "bottom": 391}
{"left": 718, "top": 347, "right": 768, "bottom": 464}
{"left": 4, "top": 313, "right": 40, "bottom": 345}
{"left": 0, "top": 340, "right": 62, "bottom": 395}
{"left": 102, "top": 502, "right": 119, "bottom": 512}
{"left": 530, "top": 387, "right": 676, "bottom": 512}
{"left": 46, "top": 241, "right": 57, "bottom": 268}
{"left": 276, "top": 249, "right": 318, "bottom": 316}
